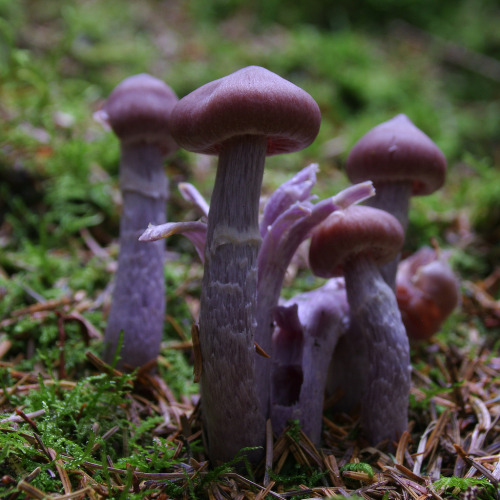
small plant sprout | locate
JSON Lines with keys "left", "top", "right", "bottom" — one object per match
{"left": 168, "top": 66, "right": 321, "bottom": 464}
{"left": 309, "top": 205, "right": 410, "bottom": 445}
{"left": 346, "top": 114, "right": 447, "bottom": 286}
{"left": 95, "top": 73, "right": 178, "bottom": 369}
{"left": 396, "top": 246, "right": 460, "bottom": 340}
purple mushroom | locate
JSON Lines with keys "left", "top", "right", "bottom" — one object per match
{"left": 254, "top": 177, "right": 374, "bottom": 414}
{"left": 168, "top": 66, "right": 321, "bottom": 464}
{"left": 346, "top": 114, "right": 447, "bottom": 286}
{"left": 140, "top": 165, "right": 375, "bottom": 435}
{"left": 309, "top": 205, "right": 410, "bottom": 446}
{"left": 96, "top": 74, "right": 178, "bottom": 369}
{"left": 271, "top": 278, "right": 350, "bottom": 444}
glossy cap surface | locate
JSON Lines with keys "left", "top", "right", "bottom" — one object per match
{"left": 309, "top": 205, "right": 404, "bottom": 278}
{"left": 346, "top": 114, "right": 446, "bottom": 196}
{"left": 170, "top": 66, "right": 321, "bottom": 156}
{"left": 99, "top": 73, "right": 179, "bottom": 153}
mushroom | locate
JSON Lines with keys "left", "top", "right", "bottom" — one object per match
{"left": 271, "top": 278, "right": 349, "bottom": 444}
{"left": 309, "top": 205, "right": 410, "bottom": 445}
{"left": 169, "top": 66, "right": 321, "bottom": 464}
{"left": 96, "top": 73, "right": 178, "bottom": 369}
{"left": 255, "top": 179, "right": 373, "bottom": 410}
{"left": 396, "top": 246, "right": 460, "bottom": 340}
{"left": 345, "top": 114, "right": 447, "bottom": 286}
{"left": 140, "top": 167, "right": 374, "bottom": 425}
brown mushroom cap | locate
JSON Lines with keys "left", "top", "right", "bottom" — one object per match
{"left": 100, "top": 73, "right": 179, "bottom": 152}
{"left": 309, "top": 205, "right": 404, "bottom": 278}
{"left": 346, "top": 114, "right": 447, "bottom": 196}
{"left": 169, "top": 66, "right": 321, "bottom": 156}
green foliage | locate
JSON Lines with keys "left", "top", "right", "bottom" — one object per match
{"left": 339, "top": 462, "right": 374, "bottom": 488}
{"left": 188, "top": 0, "right": 478, "bottom": 32}
{"left": 434, "top": 476, "right": 498, "bottom": 499}
{"left": 340, "top": 462, "right": 374, "bottom": 478}
{"left": 267, "top": 465, "right": 328, "bottom": 490}
{"left": 0, "top": 369, "right": 136, "bottom": 493}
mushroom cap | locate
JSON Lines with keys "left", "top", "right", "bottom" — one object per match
{"left": 346, "top": 114, "right": 447, "bottom": 196}
{"left": 396, "top": 247, "right": 460, "bottom": 340}
{"left": 99, "top": 73, "right": 179, "bottom": 153}
{"left": 169, "top": 66, "right": 321, "bottom": 156}
{"left": 309, "top": 205, "right": 404, "bottom": 278}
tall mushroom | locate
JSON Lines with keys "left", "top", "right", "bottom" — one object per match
{"left": 345, "top": 114, "right": 447, "bottom": 286}
{"left": 169, "top": 66, "right": 321, "bottom": 464}
{"left": 96, "top": 74, "right": 178, "bottom": 369}
{"left": 309, "top": 205, "right": 410, "bottom": 445}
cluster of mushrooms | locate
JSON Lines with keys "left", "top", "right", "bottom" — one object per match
{"left": 95, "top": 66, "right": 460, "bottom": 466}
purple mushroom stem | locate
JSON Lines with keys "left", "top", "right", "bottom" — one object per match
{"left": 346, "top": 256, "right": 410, "bottom": 444}
{"left": 255, "top": 181, "right": 374, "bottom": 413}
{"left": 309, "top": 205, "right": 410, "bottom": 446}
{"left": 178, "top": 182, "right": 210, "bottom": 218}
{"left": 324, "top": 321, "right": 368, "bottom": 414}
{"left": 106, "top": 145, "right": 168, "bottom": 366}
{"left": 169, "top": 66, "right": 321, "bottom": 465}
{"left": 346, "top": 114, "right": 447, "bottom": 288}
{"left": 271, "top": 278, "right": 350, "bottom": 444}
{"left": 326, "top": 246, "right": 459, "bottom": 415}
{"left": 97, "top": 74, "right": 178, "bottom": 369}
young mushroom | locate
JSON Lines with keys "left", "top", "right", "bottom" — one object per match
{"left": 95, "top": 74, "right": 178, "bottom": 369}
{"left": 396, "top": 246, "right": 460, "bottom": 340}
{"left": 309, "top": 205, "right": 410, "bottom": 445}
{"left": 345, "top": 114, "right": 447, "bottom": 286}
{"left": 169, "top": 66, "right": 321, "bottom": 464}
{"left": 271, "top": 278, "right": 350, "bottom": 444}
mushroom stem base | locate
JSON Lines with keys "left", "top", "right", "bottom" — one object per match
{"left": 344, "top": 255, "right": 411, "bottom": 445}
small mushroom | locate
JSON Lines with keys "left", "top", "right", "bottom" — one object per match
{"left": 309, "top": 205, "right": 410, "bottom": 445}
{"left": 96, "top": 74, "right": 178, "bottom": 369}
{"left": 345, "top": 114, "right": 447, "bottom": 286}
{"left": 271, "top": 278, "right": 349, "bottom": 444}
{"left": 396, "top": 247, "right": 460, "bottom": 340}
{"left": 169, "top": 66, "right": 321, "bottom": 464}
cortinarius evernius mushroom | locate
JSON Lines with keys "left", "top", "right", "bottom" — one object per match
{"left": 271, "top": 278, "right": 349, "bottom": 445}
{"left": 96, "top": 73, "right": 178, "bottom": 369}
{"left": 309, "top": 205, "right": 410, "bottom": 445}
{"left": 169, "top": 66, "right": 321, "bottom": 464}
{"left": 346, "top": 114, "right": 447, "bottom": 286}
{"left": 396, "top": 247, "right": 460, "bottom": 340}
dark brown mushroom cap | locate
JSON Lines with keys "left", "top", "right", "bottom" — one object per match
{"left": 169, "top": 66, "right": 321, "bottom": 156}
{"left": 346, "top": 114, "right": 446, "bottom": 196}
{"left": 309, "top": 205, "right": 404, "bottom": 278}
{"left": 100, "top": 73, "right": 179, "bottom": 153}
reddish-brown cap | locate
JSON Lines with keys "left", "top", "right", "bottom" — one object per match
{"left": 97, "top": 73, "right": 179, "bottom": 153}
{"left": 309, "top": 205, "right": 404, "bottom": 278}
{"left": 346, "top": 114, "right": 446, "bottom": 196}
{"left": 169, "top": 66, "right": 321, "bottom": 156}
{"left": 396, "top": 247, "right": 460, "bottom": 340}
